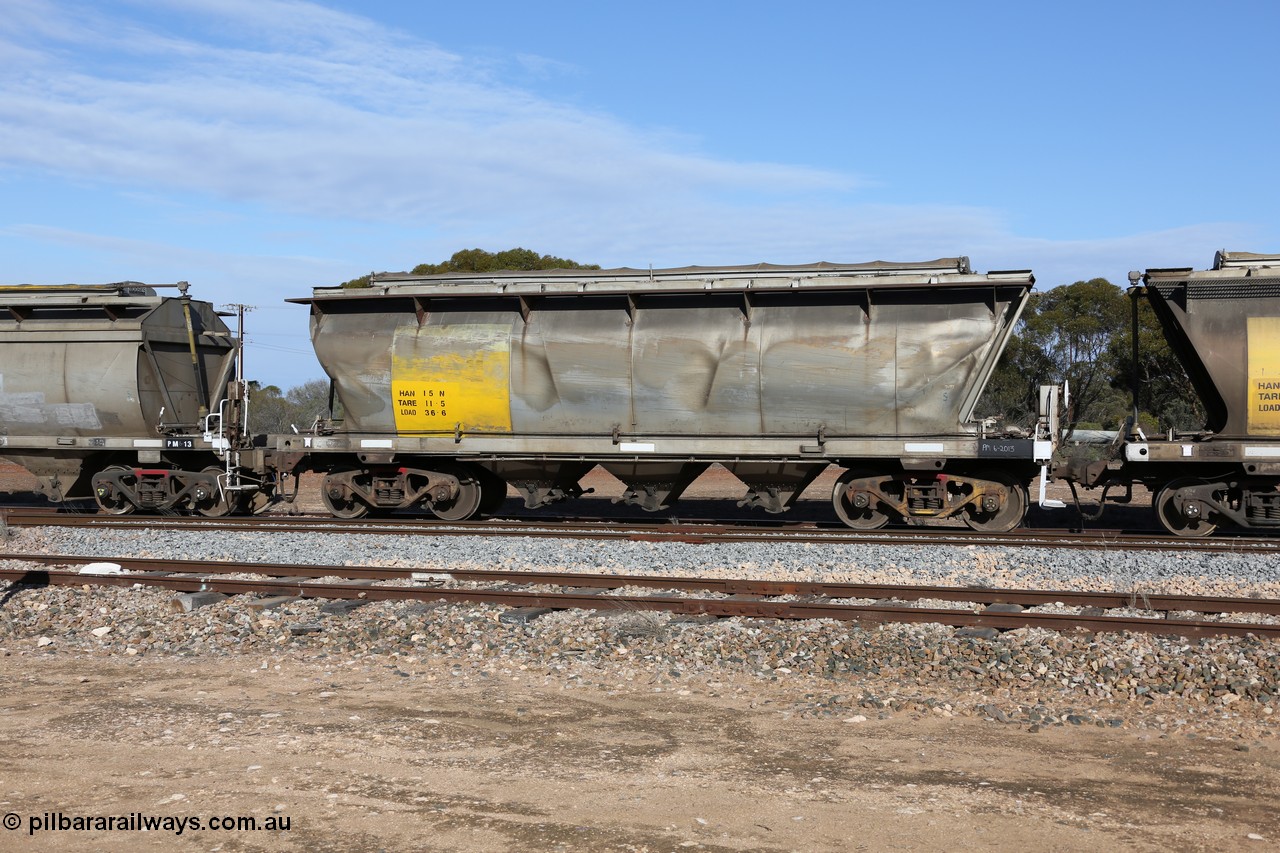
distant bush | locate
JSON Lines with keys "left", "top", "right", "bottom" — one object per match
{"left": 247, "top": 379, "right": 336, "bottom": 434}
{"left": 340, "top": 247, "right": 599, "bottom": 287}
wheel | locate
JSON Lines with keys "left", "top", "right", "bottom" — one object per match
{"left": 321, "top": 474, "right": 370, "bottom": 519}
{"left": 832, "top": 469, "right": 892, "bottom": 530}
{"left": 193, "top": 467, "right": 236, "bottom": 517}
{"left": 429, "top": 466, "right": 484, "bottom": 521}
{"left": 1155, "top": 479, "right": 1218, "bottom": 537}
{"left": 93, "top": 466, "right": 137, "bottom": 515}
{"left": 961, "top": 472, "right": 1027, "bottom": 533}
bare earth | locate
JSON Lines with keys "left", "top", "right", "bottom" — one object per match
{"left": 0, "top": 656, "right": 1277, "bottom": 853}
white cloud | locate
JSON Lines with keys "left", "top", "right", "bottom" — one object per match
{"left": 2, "top": 223, "right": 339, "bottom": 275}
{"left": 447, "top": 201, "right": 1257, "bottom": 290}
{"left": 0, "top": 0, "right": 855, "bottom": 226}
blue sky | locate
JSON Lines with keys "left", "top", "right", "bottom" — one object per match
{"left": 1, "top": 0, "right": 1276, "bottom": 388}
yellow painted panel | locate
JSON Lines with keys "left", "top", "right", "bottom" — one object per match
{"left": 1248, "top": 317, "right": 1280, "bottom": 435}
{"left": 391, "top": 324, "right": 512, "bottom": 433}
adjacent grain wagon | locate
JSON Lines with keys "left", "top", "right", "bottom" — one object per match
{"left": 1061, "top": 251, "right": 1280, "bottom": 535}
{"left": 0, "top": 282, "right": 249, "bottom": 513}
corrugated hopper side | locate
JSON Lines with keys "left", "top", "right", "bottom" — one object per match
{"left": 300, "top": 259, "right": 1032, "bottom": 443}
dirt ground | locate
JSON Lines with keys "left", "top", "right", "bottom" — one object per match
{"left": 0, "top": 655, "right": 1275, "bottom": 853}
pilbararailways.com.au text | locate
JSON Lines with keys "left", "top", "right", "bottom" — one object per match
{"left": 6, "top": 811, "right": 291, "bottom": 836}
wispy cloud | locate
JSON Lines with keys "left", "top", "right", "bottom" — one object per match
{"left": 0, "top": 0, "right": 855, "bottom": 224}
{"left": 0, "top": 0, "right": 1259, "bottom": 301}
{"left": 2, "top": 223, "right": 339, "bottom": 274}
{"left": 446, "top": 201, "right": 1257, "bottom": 289}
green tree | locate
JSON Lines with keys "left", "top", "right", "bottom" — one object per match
{"left": 247, "top": 379, "right": 334, "bottom": 434}
{"left": 413, "top": 247, "right": 599, "bottom": 275}
{"left": 1019, "top": 278, "right": 1131, "bottom": 431}
{"left": 981, "top": 332, "right": 1058, "bottom": 429}
{"left": 341, "top": 247, "right": 599, "bottom": 287}
{"left": 1106, "top": 298, "right": 1206, "bottom": 433}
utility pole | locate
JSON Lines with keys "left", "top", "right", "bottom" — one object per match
{"left": 221, "top": 303, "right": 255, "bottom": 385}
{"left": 220, "top": 303, "right": 255, "bottom": 444}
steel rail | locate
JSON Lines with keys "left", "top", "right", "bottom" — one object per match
{"left": 2, "top": 558, "right": 1278, "bottom": 639}
{"left": 1, "top": 552, "right": 1276, "bottom": 615}
{"left": 3, "top": 507, "right": 1280, "bottom": 554}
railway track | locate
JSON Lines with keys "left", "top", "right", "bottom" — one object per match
{"left": 2, "top": 552, "right": 1277, "bottom": 639}
{"left": 4, "top": 506, "right": 1280, "bottom": 554}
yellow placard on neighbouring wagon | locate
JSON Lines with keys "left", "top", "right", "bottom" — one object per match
{"left": 1248, "top": 317, "right": 1280, "bottom": 435}
{"left": 390, "top": 323, "right": 513, "bottom": 433}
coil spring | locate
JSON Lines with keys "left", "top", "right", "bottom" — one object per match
{"left": 136, "top": 483, "right": 167, "bottom": 503}
{"left": 1246, "top": 496, "right": 1280, "bottom": 521}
